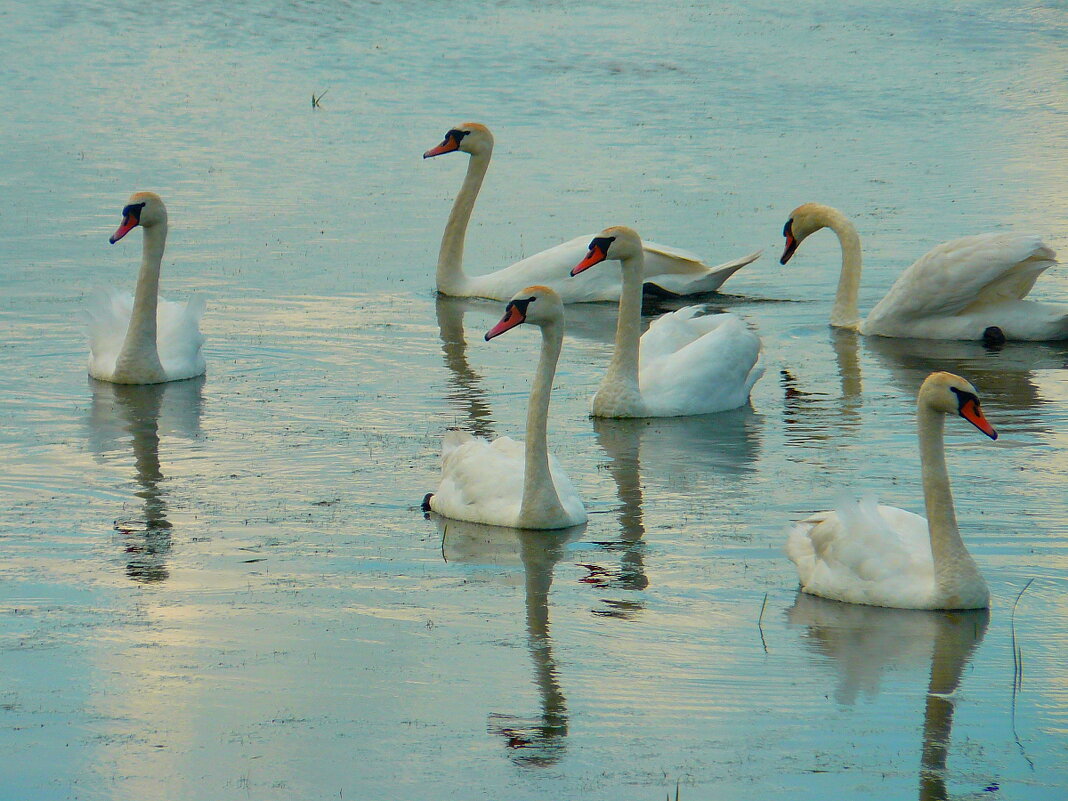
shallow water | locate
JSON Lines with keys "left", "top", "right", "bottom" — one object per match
{"left": 2, "top": 1, "right": 1068, "bottom": 798}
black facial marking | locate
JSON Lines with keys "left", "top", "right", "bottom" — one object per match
{"left": 587, "top": 235, "right": 616, "bottom": 253}
{"left": 783, "top": 218, "right": 793, "bottom": 237}
{"left": 446, "top": 129, "right": 470, "bottom": 145}
{"left": 506, "top": 296, "right": 536, "bottom": 319}
{"left": 121, "top": 201, "right": 147, "bottom": 222}
{"left": 949, "top": 386, "right": 980, "bottom": 411}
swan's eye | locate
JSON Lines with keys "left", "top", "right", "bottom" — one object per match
{"left": 449, "top": 129, "right": 470, "bottom": 143}
{"left": 589, "top": 236, "right": 615, "bottom": 252}
{"left": 783, "top": 219, "right": 793, "bottom": 237}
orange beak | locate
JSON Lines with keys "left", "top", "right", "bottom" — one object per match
{"left": 571, "top": 244, "right": 606, "bottom": 276}
{"left": 780, "top": 231, "right": 799, "bottom": 264}
{"left": 485, "top": 304, "right": 525, "bottom": 340}
{"left": 423, "top": 138, "right": 459, "bottom": 159}
{"left": 109, "top": 214, "right": 139, "bottom": 244}
{"left": 959, "top": 398, "right": 998, "bottom": 440}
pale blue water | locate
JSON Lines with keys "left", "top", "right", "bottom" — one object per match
{"left": 2, "top": 1, "right": 1068, "bottom": 799}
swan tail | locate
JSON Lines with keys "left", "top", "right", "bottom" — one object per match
{"left": 643, "top": 249, "right": 762, "bottom": 295}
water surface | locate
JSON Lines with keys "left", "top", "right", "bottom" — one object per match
{"left": 2, "top": 1, "right": 1068, "bottom": 798}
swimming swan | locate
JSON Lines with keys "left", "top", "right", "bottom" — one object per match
{"left": 787, "top": 371, "right": 998, "bottom": 610}
{"left": 87, "top": 192, "right": 206, "bottom": 384}
{"left": 571, "top": 226, "right": 764, "bottom": 417}
{"left": 780, "top": 202, "right": 1064, "bottom": 340}
{"left": 424, "top": 122, "right": 761, "bottom": 303}
{"left": 425, "top": 286, "right": 587, "bottom": 529}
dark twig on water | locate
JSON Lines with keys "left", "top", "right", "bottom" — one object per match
{"left": 312, "top": 89, "right": 329, "bottom": 109}
{"left": 1010, "top": 578, "right": 1035, "bottom": 771}
{"left": 757, "top": 592, "right": 769, "bottom": 654}
{"left": 440, "top": 523, "right": 449, "bottom": 563}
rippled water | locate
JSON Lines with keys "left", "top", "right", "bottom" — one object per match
{"left": 2, "top": 1, "right": 1068, "bottom": 799}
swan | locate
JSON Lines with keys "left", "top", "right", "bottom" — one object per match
{"left": 87, "top": 192, "right": 206, "bottom": 384}
{"left": 570, "top": 226, "right": 764, "bottom": 417}
{"left": 423, "top": 122, "right": 761, "bottom": 303}
{"left": 780, "top": 202, "right": 1065, "bottom": 340}
{"left": 424, "top": 285, "right": 587, "bottom": 530}
{"left": 787, "top": 371, "right": 998, "bottom": 610}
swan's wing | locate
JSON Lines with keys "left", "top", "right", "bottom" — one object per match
{"left": 788, "top": 496, "right": 935, "bottom": 608}
{"left": 547, "top": 453, "right": 588, "bottom": 525}
{"left": 156, "top": 295, "right": 206, "bottom": 379}
{"left": 638, "top": 312, "right": 763, "bottom": 415}
{"left": 431, "top": 434, "right": 526, "bottom": 526}
{"left": 868, "top": 233, "right": 1055, "bottom": 322}
{"left": 469, "top": 236, "right": 759, "bottom": 302}
{"left": 639, "top": 306, "right": 731, "bottom": 359}
{"left": 86, "top": 289, "right": 134, "bottom": 376}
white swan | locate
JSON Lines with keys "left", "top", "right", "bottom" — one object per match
{"left": 780, "top": 202, "right": 1065, "bottom": 340}
{"left": 787, "top": 371, "right": 998, "bottom": 610}
{"left": 570, "top": 226, "right": 764, "bottom": 418}
{"left": 425, "top": 286, "right": 587, "bottom": 530}
{"left": 424, "top": 122, "right": 761, "bottom": 303}
{"left": 87, "top": 192, "right": 206, "bottom": 384}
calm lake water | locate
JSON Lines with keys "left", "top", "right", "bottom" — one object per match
{"left": 2, "top": 1, "right": 1068, "bottom": 798}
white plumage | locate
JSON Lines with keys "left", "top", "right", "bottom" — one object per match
{"left": 87, "top": 290, "right": 206, "bottom": 383}
{"left": 431, "top": 430, "right": 586, "bottom": 529}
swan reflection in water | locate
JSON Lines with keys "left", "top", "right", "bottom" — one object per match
{"left": 787, "top": 593, "right": 988, "bottom": 801}
{"left": 86, "top": 376, "right": 204, "bottom": 582}
{"left": 782, "top": 328, "right": 864, "bottom": 445}
{"left": 587, "top": 409, "right": 762, "bottom": 615}
{"left": 864, "top": 335, "right": 1068, "bottom": 417}
{"left": 433, "top": 515, "right": 584, "bottom": 767}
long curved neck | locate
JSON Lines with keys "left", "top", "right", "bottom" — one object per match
{"left": 820, "top": 207, "right": 863, "bottom": 330}
{"left": 603, "top": 253, "right": 644, "bottom": 396}
{"left": 436, "top": 149, "right": 491, "bottom": 295}
{"left": 916, "top": 405, "right": 978, "bottom": 593}
{"left": 117, "top": 224, "right": 166, "bottom": 374}
{"left": 519, "top": 321, "right": 568, "bottom": 525}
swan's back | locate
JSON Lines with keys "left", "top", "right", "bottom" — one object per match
{"left": 431, "top": 432, "right": 585, "bottom": 528}
{"left": 788, "top": 496, "right": 940, "bottom": 609}
{"left": 638, "top": 310, "right": 763, "bottom": 416}
{"left": 865, "top": 233, "right": 1056, "bottom": 329}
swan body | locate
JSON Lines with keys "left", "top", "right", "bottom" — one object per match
{"left": 425, "top": 123, "right": 761, "bottom": 303}
{"left": 572, "top": 226, "right": 764, "bottom": 418}
{"left": 88, "top": 192, "right": 206, "bottom": 384}
{"left": 781, "top": 203, "right": 1064, "bottom": 340}
{"left": 787, "top": 372, "right": 997, "bottom": 610}
{"left": 427, "top": 286, "right": 587, "bottom": 529}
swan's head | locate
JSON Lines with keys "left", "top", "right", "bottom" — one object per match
{"left": 109, "top": 191, "right": 167, "bottom": 244}
{"left": 920, "top": 372, "right": 998, "bottom": 440}
{"left": 780, "top": 203, "right": 831, "bottom": 264}
{"left": 485, "top": 285, "right": 564, "bottom": 340}
{"left": 423, "top": 122, "right": 494, "bottom": 159}
{"left": 570, "top": 226, "right": 642, "bottom": 275}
